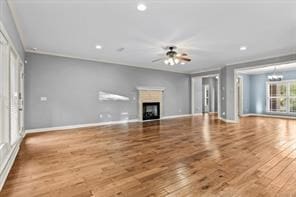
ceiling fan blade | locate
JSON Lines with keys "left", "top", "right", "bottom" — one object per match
{"left": 176, "top": 56, "right": 191, "bottom": 62}
{"left": 176, "top": 53, "right": 189, "bottom": 58}
{"left": 152, "top": 58, "right": 163, "bottom": 63}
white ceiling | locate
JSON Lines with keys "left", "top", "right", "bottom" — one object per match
{"left": 238, "top": 62, "right": 296, "bottom": 75}
{"left": 9, "top": 0, "right": 296, "bottom": 73}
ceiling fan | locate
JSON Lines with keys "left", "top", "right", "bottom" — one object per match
{"left": 152, "top": 46, "right": 191, "bottom": 66}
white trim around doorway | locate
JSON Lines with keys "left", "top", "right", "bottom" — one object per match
{"left": 191, "top": 73, "right": 221, "bottom": 119}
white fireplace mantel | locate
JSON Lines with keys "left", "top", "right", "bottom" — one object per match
{"left": 136, "top": 86, "right": 165, "bottom": 91}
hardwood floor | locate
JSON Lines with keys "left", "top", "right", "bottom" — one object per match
{"left": 1, "top": 115, "right": 296, "bottom": 197}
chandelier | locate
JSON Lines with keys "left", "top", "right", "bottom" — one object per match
{"left": 268, "top": 67, "right": 283, "bottom": 81}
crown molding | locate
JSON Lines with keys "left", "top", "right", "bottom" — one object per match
{"left": 190, "top": 52, "right": 296, "bottom": 75}
{"left": 190, "top": 67, "right": 222, "bottom": 75}
{"left": 25, "top": 49, "right": 192, "bottom": 74}
{"left": 226, "top": 52, "right": 296, "bottom": 67}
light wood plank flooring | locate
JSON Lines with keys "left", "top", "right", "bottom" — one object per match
{"left": 1, "top": 115, "right": 296, "bottom": 196}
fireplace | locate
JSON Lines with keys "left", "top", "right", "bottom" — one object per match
{"left": 143, "top": 102, "right": 160, "bottom": 120}
{"left": 137, "top": 87, "right": 165, "bottom": 121}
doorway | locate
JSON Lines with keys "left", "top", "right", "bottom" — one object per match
{"left": 191, "top": 74, "right": 220, "bottom": 118}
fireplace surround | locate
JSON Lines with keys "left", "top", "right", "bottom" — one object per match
{"left": 136, "top": 87, "right": 165, "bottom": 121}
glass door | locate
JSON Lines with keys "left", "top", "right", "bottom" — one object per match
{"left": 0, "top": 31, "right": 10, "bottom": 163}
{"left": 9, "top": 50, "right": 20, "bottom": 145}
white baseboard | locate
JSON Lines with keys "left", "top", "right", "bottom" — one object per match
{"left": 25, "top": 114, "right": 205, "bottom": 134}
{"left": 161, "top": 113, "right": 199, "bottom": 120}
{"left": 240, "top": 114, "right": 253, "bottom": 117}
{"left": 25, "top": 119, "right": 139, "bottom": 134}
{"left": 219, "top": 117, "right": 239, "bottom": 123}
{"left": 241, "top": 113, "right": 296, "bottom": 119}
{"left": 0, "top": 140, "right": 21, "bottom": 191}
{"left": 192, "top": 113, "right": 203, "bottom": 116}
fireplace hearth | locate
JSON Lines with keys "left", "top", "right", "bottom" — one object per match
{"left": 143, "top": 102, "right": 160, "bottom": 120}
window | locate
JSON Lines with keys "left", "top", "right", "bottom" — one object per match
{"left": 290, "top": 82, "right": 296, "bottom": 113}
{"left": 267, "top": 80, "right": 296, "bottom": 114}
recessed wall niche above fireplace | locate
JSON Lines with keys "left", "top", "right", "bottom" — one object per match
{"left": 136, "top": 87, "right": 165, "bottom": 121}
{"left": 143, "top": 102, "right": 160, "bottom": 120}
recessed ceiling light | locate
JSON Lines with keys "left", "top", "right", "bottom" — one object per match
{"left": 96, "top": 45, "right": 102, "bottom": 49}
{"left": 137, "top": 3, "right": 147, "bottom": 11}
{"left": 240, "top": 46, "right": 247, "bottom": 51}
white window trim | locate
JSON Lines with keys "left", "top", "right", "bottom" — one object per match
{"left": 266, "top": 80, "right": 296, "bottom": 115}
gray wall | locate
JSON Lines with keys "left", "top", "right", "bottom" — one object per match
{"left": 193, "top": 77, "right": 202, "bottom": 114}
{"left": 220, "top": 67, "right": 228, "bottom": 119}
{"left": 240, "top": 74, "right": 250, "bottom": 114}
{"left": 24, "top": 53, "right": 191, "bottom": 129}
{"left": 249, "top": 74, "right": 266, "bottom": 114}
{"left": 241, "top": 70, "right": 296, "bottom": 115}
{"left": 0, "top": 0, "right": 24, "bottom": 60}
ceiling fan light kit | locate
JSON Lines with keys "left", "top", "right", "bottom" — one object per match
{"left": 164, "top": 57, "right": 180, "bottom": 66}
{"left": 153, "top": 46, "right": 191, "bottom": 66}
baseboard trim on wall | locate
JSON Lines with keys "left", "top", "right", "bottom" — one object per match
{"left": 240, "top": 114, "right": 252, "bottom": 117}
{"left": 25, "top": 119, "right": 140, "bottom": 134}
{"left": 25, "top": 114, "right": 204, "bottom": 134}
{"left": 240, "top": 113, "right": 296, "bottom": 119}
{"left": 0, "top": 140, "right": 21, "bottom": 191}
{"left": 192, "top": 113, "right": 203, "bottom": 116}
{"left": 162, "top": 114, "right": 200, "bottom": 120}
{"left": 219, "top": 117, "right": 239, "bottom": 123}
